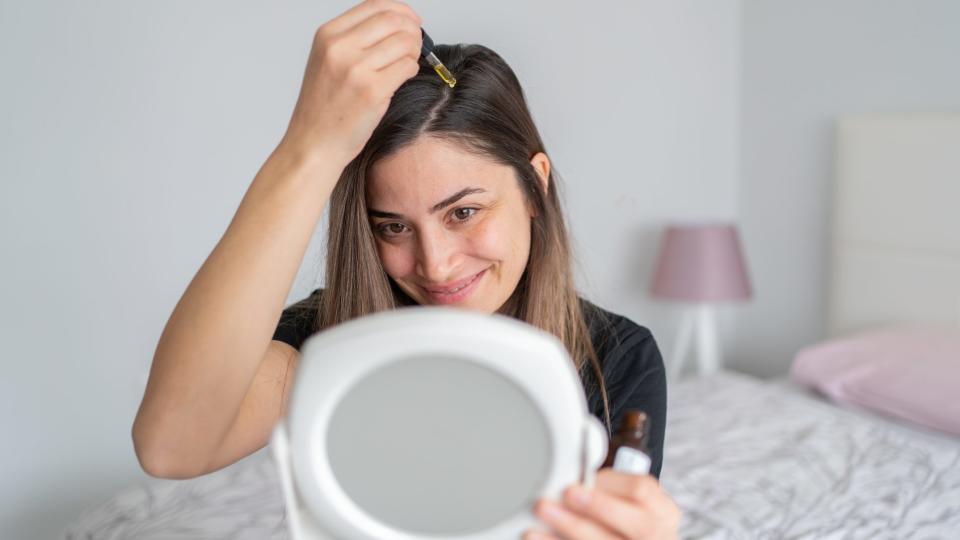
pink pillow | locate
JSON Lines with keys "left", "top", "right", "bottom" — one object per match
{"left": 790, "top": 325, "right": 960, "bottom": 437}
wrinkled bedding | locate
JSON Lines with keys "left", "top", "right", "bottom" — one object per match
{"left": 659, "top": 371, "right": 960, "bottom": 539}
{"left": 65, "top": 371, "right": 960, "bottom": 539}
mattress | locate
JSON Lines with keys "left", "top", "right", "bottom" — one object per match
{"left": 64, "top": 370, "right": 960, "bottom": 539}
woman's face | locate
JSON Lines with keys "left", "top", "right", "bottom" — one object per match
{"left": 366, "top": 135, "right": 550, "bottom": 314}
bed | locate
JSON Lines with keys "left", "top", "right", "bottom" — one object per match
{"left": 61, "top": 373, "right": 960, "bottom": 539}
{"left": 659, "top": 112, "right": 960, "bottom": 538}
{"left": 660, "top": 372, "right": 960, "bottom": 538}
{"left": 64, "top": 114, "right": 960, "bottom": 538}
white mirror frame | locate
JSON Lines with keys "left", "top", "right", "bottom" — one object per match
{"left": 271, "top": 306, "right": 609, "bottom": 540}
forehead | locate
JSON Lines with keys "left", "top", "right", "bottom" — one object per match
{"left": 367, "top": 136, "right": 515, "bottom": 202}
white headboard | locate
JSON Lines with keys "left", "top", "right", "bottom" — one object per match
{"left": 828, "top": 113, "right": 960, "bottom": 337}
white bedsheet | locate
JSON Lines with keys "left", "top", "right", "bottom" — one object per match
{"left": 659, "top": 370, "right": 960, "bottom": 539}
{"left": 64, "top": 370, "right": 960, "bottom": 539}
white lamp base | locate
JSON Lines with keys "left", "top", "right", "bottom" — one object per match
{"left": 669, "top": 303, "right": 722, "bottom": 380}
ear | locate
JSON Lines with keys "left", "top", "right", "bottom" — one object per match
{"left": 530, "top": 152, "right": 551, "bottom": 196}
{"left": 527, "top": 152, "right": 551, "bottom": 218}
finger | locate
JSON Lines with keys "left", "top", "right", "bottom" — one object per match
{"left": 595, "top": 469, "right": 683, "bottom": 530}
{"left": 327, "top": 0, "right": 421, "bottom": 37}
{"left": 533, "top": 499, "right": 620, "bottom": 540}
{"left": 562, "top": 484, "right": 654, "bottom": 539}
{"left": 358, "top": 28, "right": 422, "bottom": 71}
{"left": 373, "top": 56, "right": 421, "bottom": 95}
{"left": 345, "top": 8, "right": 422, "bottom": 51}
{"left": 595, "top": 468, "right": 663, "bottom": 506}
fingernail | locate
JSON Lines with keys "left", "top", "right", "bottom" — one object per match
{"left": 540, "top": 501, "right": 565, "bottom": 521}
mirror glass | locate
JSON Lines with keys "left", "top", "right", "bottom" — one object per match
{"left": 327, "top": 354, "right": 552, "bottom": 535}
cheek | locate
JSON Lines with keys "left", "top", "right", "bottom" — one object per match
{"left": 469, "top": 212, "right": 530, "bottom": 261}
{"left": 377, "top": 242, "right": 416, "bottom": 278}
{"left": 466, "top": 216, "right": 503, "bottom": 256}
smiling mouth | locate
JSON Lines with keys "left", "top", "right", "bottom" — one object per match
{"left": 424, "top": 269, "right": 486, "bottom": 295}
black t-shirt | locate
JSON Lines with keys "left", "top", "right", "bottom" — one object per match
{"left": 272, "top": 288, "right": 667, "bottom": 478}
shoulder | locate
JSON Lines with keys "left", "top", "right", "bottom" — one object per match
{"left": 293, "top": 287, "right": 324, "bottom": 307}
{"left": 578, "top": 296, "right": 665, "bottom": 397}
{"left": 579, "top": 297, "right": 655, "bottom": 359}
{"left": 272, "top": 288, "right": 324, "bottom": 351}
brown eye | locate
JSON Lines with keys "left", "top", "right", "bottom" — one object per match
{"left": 378, "top": 223, "right": 408, "bottom": 236}
{"left": 453, "top": 208, "right": 477, "bottom": 221}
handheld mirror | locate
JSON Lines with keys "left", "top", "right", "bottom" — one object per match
{"left": 271, "top": 306, "right": 609, "bottom": 540}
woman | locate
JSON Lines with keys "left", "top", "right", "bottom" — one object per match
{"left": 132, "top": 1, "right": 680, "bottom": 538}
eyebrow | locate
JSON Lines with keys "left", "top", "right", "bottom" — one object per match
{"left": 368, "top": 187, "right": 487, "bottom": 219}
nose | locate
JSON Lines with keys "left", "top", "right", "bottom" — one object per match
{"left": 416, "top": 226, "right": 460, "bottom": 284}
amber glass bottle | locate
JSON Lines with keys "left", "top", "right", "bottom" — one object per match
{"left": 601, "top": 410, "right": 652, "bottom": 474}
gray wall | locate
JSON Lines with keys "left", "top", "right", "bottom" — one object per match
{"left": 7, "top": 0, "right": 957, "bottom": 536}
{"left": 0, "top": 1, "right": 740, "bottom": 537}
{"left": 730, "top": 0, "right": 960, "bottom": 377}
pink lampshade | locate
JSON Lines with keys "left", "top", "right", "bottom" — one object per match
{"left": 650, "top": 223, "right": 752, "bottom": 302}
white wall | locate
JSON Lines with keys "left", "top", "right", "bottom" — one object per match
{"left": 0, "top": 1, "right": 741, "bottom": 537}
{"left": 730, "top": 0, "right": 960, "bottom": 377}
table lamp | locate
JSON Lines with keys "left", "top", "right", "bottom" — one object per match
{"left": 650, "top": 223, "right": 752, "bottom": 379}
{"left": 270, "top": 307, "right": 610, "bottom": 540}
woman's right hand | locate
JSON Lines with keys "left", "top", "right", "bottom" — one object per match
{"left": 280, "top": 0, "right": 423, "bottom": 168}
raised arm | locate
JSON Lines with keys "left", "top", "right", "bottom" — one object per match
{"left": 132, "top": 0, "right": 423, "bottom": 478}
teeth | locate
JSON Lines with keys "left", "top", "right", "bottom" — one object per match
{"left": 442, "top": 282, "right": 467, "bottom": 294}
{"left": 436, "top": 273, "right": 477, "bottom": 294}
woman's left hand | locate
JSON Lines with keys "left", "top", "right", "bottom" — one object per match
{"left": 523, "top": 468, "right": 682, "bottom": 540}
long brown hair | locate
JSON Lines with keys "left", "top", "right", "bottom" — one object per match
{"left": 319, "top": 43, "right": 612, "bottom": 433}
